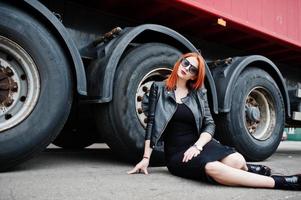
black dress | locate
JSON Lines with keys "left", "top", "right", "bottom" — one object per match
{"left": 163, "top": 103, "right": 236, "bottom": 182}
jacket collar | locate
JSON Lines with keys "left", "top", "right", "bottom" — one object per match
{"left": 164, "top": 88, "right": 194, "bottom": 103}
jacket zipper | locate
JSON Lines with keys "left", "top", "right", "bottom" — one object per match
{"left": 153, "top": 103, "right": 178, "bottom": 147}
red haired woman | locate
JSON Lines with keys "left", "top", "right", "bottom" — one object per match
{"left": 128, "top": 52, "right": 300, "bottom": 190}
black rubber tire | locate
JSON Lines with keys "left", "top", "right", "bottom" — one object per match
{"left": 94, "top": 43, "right": 181, "bottom": 165}
{"left": 215, "top": 68, "right": 285, "bottom": 161}
{"left": 53, "top": 103, "right": 98, "bottom": 149}
{"left": 0, "top": 4, "right": 73, "bottom": 171}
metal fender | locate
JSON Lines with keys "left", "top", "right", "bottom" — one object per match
{"left": 91, "top": 24, "right": 218, "bottom": 114}
{"left": 211, "top": 55, "right": 290, "bottom": 117}
{"left": 18, "top": 0, "right": 87, "bottom": 95}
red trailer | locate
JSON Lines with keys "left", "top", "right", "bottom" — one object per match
{"left": 0, "top": 0, "right": 301, "bottom": 170}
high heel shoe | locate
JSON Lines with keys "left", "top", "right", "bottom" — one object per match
{"left": 246, "top": 164, "right": 271, "bottom": 176}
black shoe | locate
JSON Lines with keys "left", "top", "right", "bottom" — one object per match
{"left": 247, "top": 164, "right": 271, "bottom": 176}
{"left": 272, "top": 174, "right": 301, "bottom": 190}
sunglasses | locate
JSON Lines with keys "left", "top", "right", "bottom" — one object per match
{"left": 180, "top": 58, "right": 198, "bottom": 75}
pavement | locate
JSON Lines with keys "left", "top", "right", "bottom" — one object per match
{"left": 0, "top": 141, "right": 301, "bottom": 200}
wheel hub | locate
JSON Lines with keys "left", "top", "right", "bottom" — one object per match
{"left": 246, "top": 106, "right": 261, "bottom": 122}
{"left": 244, "top": 88, "right": 275, "bottom": 140}
{"left": 0, "top": 65, "right": 18, "bottom": 108}
{"left": 245, "top": 97, "right": 261, "bottom": 122}
{"left": 0, "top": 35, "right": 40, "bottom": 132}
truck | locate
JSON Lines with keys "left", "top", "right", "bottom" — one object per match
{"left": 1, "top": 0, "right": 301, "bottom": 171}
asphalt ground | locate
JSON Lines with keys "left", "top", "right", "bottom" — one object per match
{"left": 0, "top": 141, "right": 301, "bottom": 200}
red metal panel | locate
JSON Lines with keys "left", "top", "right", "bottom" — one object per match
{"left": 177, "top": 0, "right": 301, "bottom": 48}
{"left": 262, "top": 0, "right": 274, "bottom": 33}
{"left": 274, "top": 0, "right": 287, "bottom": 37}
{"left": 231, "top": 0, "right": 248, "bottom": 20}
{"left": 287, "top": 0, "right": 299, "bottom": 41}
{"left": 246, "top": 0, "right": 262, "bottom": 28}
{"left": 212, "top": 0, "right": 231, "bottom": 13}
{"left": 299, "top": 0, "right": 301, "bottom": 42}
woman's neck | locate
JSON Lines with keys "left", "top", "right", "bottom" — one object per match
{"left": 176, "top": 78, "right": 187, "bottom": 90}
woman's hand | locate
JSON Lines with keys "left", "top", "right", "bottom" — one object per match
{"left": 182, "top": 146, "right": 201, "bottom": 163}
{"left": 127, "top": 158, "right": 150, "bottom": 175}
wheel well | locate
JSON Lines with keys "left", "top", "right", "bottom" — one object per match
{"left": 108, "top": 27, "right": 218, "bottom": 114}
{"left": 117, "top": 31, "right": 196, "bottom": 71}
{"left": 130, "top": 31, "right": 194, "bottom": 54}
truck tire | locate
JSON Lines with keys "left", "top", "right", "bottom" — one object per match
{"left": 0, "top": 4, "right": 72, "bottom": 170}
{"left": 94, "top": 43, "right": 181, "bottom": 164}
{"left": 53, "top": 103, "right": 98, "bottom": 149}
{"left": 216, "top": 68, "right": 284, "bottom": 161}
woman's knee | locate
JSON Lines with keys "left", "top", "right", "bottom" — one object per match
{"left": 221, "top": 153, "right": 246, "bottom": 169}
{"left": 235, "top": 153, "right": 247, "bottom": 167}
{"left": 205, "top": 161, "right": 222, "bottom": 176}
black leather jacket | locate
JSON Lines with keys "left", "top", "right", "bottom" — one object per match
{"left": 145, "top": 81, "right": 215, "bottom": 149}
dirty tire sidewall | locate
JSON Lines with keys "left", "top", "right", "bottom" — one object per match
{"left": 0, "top": 4, "right": 72, "bottom": 170}
{"left": 227, "top": 68, "right": 284, "bottom": 161}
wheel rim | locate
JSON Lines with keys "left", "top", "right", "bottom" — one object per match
{"left": 0, "top": 36, "right": 40, "bottom": 132}
{"left": 243, "top": 87, "right": 276, "bottom": 141}
{"left": 135, "top": 68, "right": 171, "bottom": 128}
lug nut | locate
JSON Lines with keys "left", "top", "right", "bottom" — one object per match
{"left": 144, "top": 118, "right": 148, "bottom": 123}
{"left": 4, "top": 67, "right": 14, "bottom": 77}
{"left": 142, "top": 86, "right": 148, "bottom": 92}
{"left": 20, "top": 96, "right": 26, "bottom": 102}
{"left": 5, "top": 113, "right": 12, "bottom": 120}
{"left": 137, "top": 108, "right": 143, "bottom": 114}
{"left": 20, "top": 74, "right": 26, "bottom": 80}
{"left": 137, "top": 96, "right": 143, "bottom": 102}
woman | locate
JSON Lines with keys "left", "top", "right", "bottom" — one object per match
{"left": 127, "top": 52, "right": 300, "bottom": 190}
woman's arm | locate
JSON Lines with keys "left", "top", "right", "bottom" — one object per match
{"left": 143, "top": 140, "right": 153, "bottom": 159}
{"left": 144, "top": 82, "right": 158, "bottom": 157}
{"left": 127, "top": 82, "right": 157, "bottom": 174}
{"left": 193, "top": 132, "right": 212, "bottom": 151}
{"left": 144, "top": 82, "right": 158, "bottom": 144}
{"left": 200, "top": 89, "right": 216, "bottom": 138}
{"left": 183, "top": 89, "right": 215, "bottom": 162}
{"left": 196, "top": 88, "right": 215, "bottom": 147}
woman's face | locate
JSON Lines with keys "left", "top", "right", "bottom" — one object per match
{"left": 177, "top": 56, "right": 199, "bottom": 81}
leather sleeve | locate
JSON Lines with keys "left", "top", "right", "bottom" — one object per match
{"left": 145, "top": 82, "right": 158, "bottom": 140}
{"left": 200, "top": 89, "right": 216, "bottom": 137}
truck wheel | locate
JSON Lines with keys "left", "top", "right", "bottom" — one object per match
{"left": 94, "top": 43, "right": 181, "bottom": 164}
{"left": 52, "top": 124, "right": 96, "bottom": 149}
{"left": 216, "top": 68, "right": 284, "bottom": 161}
{"left": 0, "top": 4, "right": 72, "bottom": 170}
{"left": 53, "top": 104, "right": 97, "bottom": 149}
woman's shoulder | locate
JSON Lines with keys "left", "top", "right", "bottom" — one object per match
{"left": 199, "top": 87, "right": 207, "bottom": 94}
{"left": 193, "top": 87, "right": 207, "bottom": 99}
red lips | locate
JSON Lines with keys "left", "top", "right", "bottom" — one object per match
{"left": 181, "top": 70, "right": 187, "bottom": 75}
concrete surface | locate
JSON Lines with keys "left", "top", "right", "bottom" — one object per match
{"left": 0, "top": 141, "right": 301, "bottom": 200}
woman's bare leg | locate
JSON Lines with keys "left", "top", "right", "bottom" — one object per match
{"left": 205, "top": 161, "right": 275, "bottom": 188}
{"left": 220, "top": 153, "right": 248, "bottom": 171}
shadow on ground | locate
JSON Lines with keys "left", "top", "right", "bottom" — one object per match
{"left": 5, "top": 146, "right": 131, "bottom": 173}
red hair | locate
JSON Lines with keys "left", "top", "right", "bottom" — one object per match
{"left": 165, "top": 52, "right": 206, "bottom": 91}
